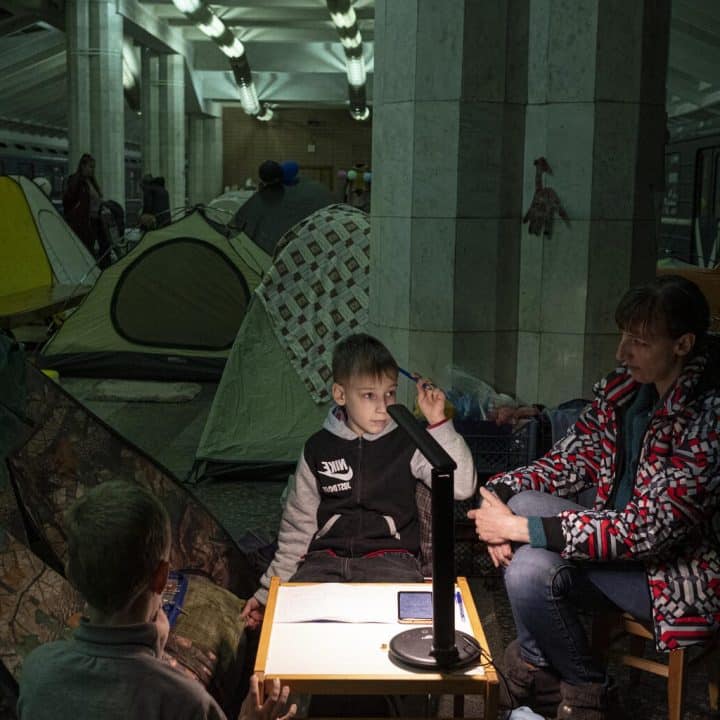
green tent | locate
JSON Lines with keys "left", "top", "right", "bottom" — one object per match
{"left": 193, "top": 204, "right": 370, "bottom": 480}
{"left": 41, "top": 211, "right": 270, "bottom": 380}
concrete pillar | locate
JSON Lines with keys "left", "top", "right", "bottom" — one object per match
{"left": 65, "top": 0, "right": 91, "bottom": 172}
{"left": 203, "top": 108, "right": 223, "bottom": 201}
{"left": 87, "top": 0, "right": 125, "bottom": 204}
{"left": 158, "top": 54, "right": 186, "bottom": 215}
{"left": 370, "top": 0, "right": 527, "bottom": 400}
{"left": 515, "top": 0, "right": 670, "bottom": 405}
{"left": 141, "top": 47, "right": 160, "bottom": 177}
{"left": 187, "top": 107, "right": 223, "bottom": 207}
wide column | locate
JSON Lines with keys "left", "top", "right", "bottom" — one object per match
{"left": 158, "top": 54, "right": 186, "bottom": 215}
{"left": 187, "top": 108, "right": 222, "bottom": 207}
{"left": 88, "top": 0, "right": 125, "bottom": 204}
{"left": 65, "top": 0, "right": 91, "bottom": 172}
{"left": 141, "top": 47, "right": 160, "bottom": 177}
{"left": 515, "top": 0, "right": 670, "bottom": 405}
{"left": 370, "top": 0, "right": 527, "bottom": 399}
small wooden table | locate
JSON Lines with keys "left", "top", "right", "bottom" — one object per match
{"left": 255, "top": 577, "right": 499, "bottom": 719}
{"left": 0, "top": 284, "right": 90, "bottom": 329}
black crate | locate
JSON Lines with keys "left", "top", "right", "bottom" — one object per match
{"left": 454, "top": 419, "right": 540, "bottom": 577}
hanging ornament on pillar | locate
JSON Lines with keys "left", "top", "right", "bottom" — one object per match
{"left": 523, "top": 157, "right": 569, "bottom": 237}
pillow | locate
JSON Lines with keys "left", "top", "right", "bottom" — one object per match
{"left": 162, "top": 573, "right": 249, "bottom": 717}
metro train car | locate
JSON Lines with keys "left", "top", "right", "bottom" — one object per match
{"left": 0, "top": 129, "right": 143, "bottom": 225}
{"left": 661, "top": 132, "right": 720, "bottom": 267}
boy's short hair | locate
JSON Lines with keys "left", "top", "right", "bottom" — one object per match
{"left": 332, "top": 333, "right": 398, "bottom": 384}
{"left": 64, "top": 481, "right": 171, "bottom": 614}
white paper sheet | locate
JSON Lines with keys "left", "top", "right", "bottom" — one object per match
{"left": 273, "top": 583, "right": 405, "bottom": 623}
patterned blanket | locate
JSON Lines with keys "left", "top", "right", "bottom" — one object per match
{"left": 256, "top": 204, "right": 370, "bottom": 403}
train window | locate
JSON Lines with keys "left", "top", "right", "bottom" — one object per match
{"left": 695, "top": 148, "right": 714, "bottom": 220}
{"left": 715, "top": 155, "right": 720, "bottom": 219}
{"left": 694, "top": 147, "right": 720, "bottom": 266}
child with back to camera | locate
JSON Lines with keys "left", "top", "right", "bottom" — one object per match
{"left": 242, "top": 333, "right": 477, "bottom": 629}
{"left": 18, "top": 480, "right": 295, "bottom": 720}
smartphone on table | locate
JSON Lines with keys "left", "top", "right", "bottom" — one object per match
{"left": 397, "top": 590, "right": 433, "bottom": 623}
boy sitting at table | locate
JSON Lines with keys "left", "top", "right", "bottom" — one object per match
{"left": 242, "top": 333, "right": 477, "bottom": 629}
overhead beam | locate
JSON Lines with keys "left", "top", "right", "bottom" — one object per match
{"left": 116, "top": 0, "right": 205, "bottom": 113}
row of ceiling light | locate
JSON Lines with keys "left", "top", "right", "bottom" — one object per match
{"left": 171, "top": 0, "right": 369, "bottom": 122}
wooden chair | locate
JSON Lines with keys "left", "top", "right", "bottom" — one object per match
{"left": 592, "top": 612, "right": 720, "bottom": 720}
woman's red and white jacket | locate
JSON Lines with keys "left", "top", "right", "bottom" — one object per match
{"left": 487, "top": 347, "right": 720, "bottom": 651}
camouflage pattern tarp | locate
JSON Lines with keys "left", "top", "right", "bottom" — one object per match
{"left": 0, "top": 529, "right": 83, "bottom": 681}
{"left": 7, "top": 363, "right": 256, "bottom": 600}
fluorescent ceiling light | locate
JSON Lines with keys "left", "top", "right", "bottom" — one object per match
{"left": 172, "top": 0, "right": 201, "bottom": 13}
{"left": 330, "top": 9, "right": 356, "bottom": 29}
{"left": 238, "top": 83, "right": 260, "bottom": 115}
{"left": 346, "top": 56, "right": 366, "bottom": 87}
{"left": 340, "top": 31, "right": 362, "bottom": 49}
{"left": 220, "top": 37, "right": 245, "bottom": 58}
{"left": 198, "top": 15, "right": 225, "bottom": 39}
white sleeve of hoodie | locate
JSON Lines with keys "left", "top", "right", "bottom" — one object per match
{"left": 254, "top": 452, "right": 320, "bottom": 606}
{"left": 410, "top": 419, "right": 477, "bottom": 500}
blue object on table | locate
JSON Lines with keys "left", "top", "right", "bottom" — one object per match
{"left": 455, "top": 590, "right": 465, "bottom": 621}
{"left": 161, "top": 570, "right": 188, "bottom": 628}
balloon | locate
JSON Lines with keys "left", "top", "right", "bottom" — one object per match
{"left": 363, "top": 172, "right": 372, "bottom": 183}
{"left": 347, "top": 169, "right": 357, "bottom": 181}
{"left": 337, "top": 170, "right": 347, "bottom": 179}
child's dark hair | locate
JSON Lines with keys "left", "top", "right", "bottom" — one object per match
{"left": 615, "top": 275, "right": 710, "bottom": 352}
{"left": 332, "top": 333, "right": 398, "bottom": 383}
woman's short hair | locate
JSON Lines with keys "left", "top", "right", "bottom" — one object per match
{"left": 615, "top": 274, "right": 710, "bottom": 348}
{"left": 332, "top": 333, "right": 398, "bottom": 384}
{"left": 64, "top": 481, "right": 170, "bottom": 614}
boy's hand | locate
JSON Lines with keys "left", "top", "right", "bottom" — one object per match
{"left": 238, "top": 675, "right": 296, "bottom": 720}
{"left": 241, "top": 596, "right": 266, "bottom": 630}
{"left": 415, "top": 376, "right": 446, "bottom": 425}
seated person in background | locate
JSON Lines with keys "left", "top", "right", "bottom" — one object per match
{"left": 18, "top": 481, "right": 295, "bottom": 720}
{"left": 469, "top": 275, "right": 720, "bottom": 720}
{"left": 242, "top": 333, "right": 477, "bottom": 629}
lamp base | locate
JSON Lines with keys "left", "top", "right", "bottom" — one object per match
{"left": 388, "top": 628, "right": 481, "bottom": 671}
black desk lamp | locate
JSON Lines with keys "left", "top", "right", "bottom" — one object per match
{"left": 386, "top": 404, "right": 481, "bottom": 671}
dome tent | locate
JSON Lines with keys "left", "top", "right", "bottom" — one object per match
{"left": 42, "top": 210, "right": 270, "bottom": 380}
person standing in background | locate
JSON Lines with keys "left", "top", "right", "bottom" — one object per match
{"left": 63, "top": 154, "right": 107, "bottom": 266}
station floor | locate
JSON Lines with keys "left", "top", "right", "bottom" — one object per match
{"left": 7, "top": 376, "right": 716, "bottom": 719}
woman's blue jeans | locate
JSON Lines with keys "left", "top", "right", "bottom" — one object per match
{"left": 503, "top": 490, "right": 652, "bottom": 685}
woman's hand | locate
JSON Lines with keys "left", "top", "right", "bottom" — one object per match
{"left": 467, "top": 488, "right": 530, "bottom": 545}
{"left": 487, "top": 542, "right": 514, "bottom": 568}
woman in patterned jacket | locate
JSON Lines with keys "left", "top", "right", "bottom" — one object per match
{"left": 469, "top": 274, "right": 720, "bottom": 720}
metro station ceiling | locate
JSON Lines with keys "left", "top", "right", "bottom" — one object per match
{"left": 0, "top": 0, "right": 718, "bottom": 141}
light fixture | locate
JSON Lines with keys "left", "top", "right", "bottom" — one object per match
{"left": 257, "top": 105, "right": 274, "bottom": 122}
{"left": 326, "top": 0, "right": 369, "bottom": 121}
{"left": 220, "top": 37, "right": 245, "bottom": 58}
{"left": 172, "top": 0, "right": 201, "bottom": 13}
{"left": 197, "top": 15, "right": 225, "bottom": 39}
{"left": 345, "top": 56, "right": 365, "bottom": 87}
{"left": 172, "top": 0, "right": 267, "bottom": 119}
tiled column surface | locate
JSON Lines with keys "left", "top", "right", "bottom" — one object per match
{"left": 141, "top": 47, "right": 160, "bottom": 178}
{"left": 87, "top": 0, "right": 125, "bottom": 204}
{"left": 65, "top": 0, "right": 91, "bottom": 172}
{"left": 187, "top": 108, "right": 223, "bottom": 207}
{"left": 158, "top": 54, "right": 186, "bottom": 215}
{"left": 370, "top": 0, "right": 527, "bottom": 402}
{"left": 516, "top": 0, "right": 670, "bottom": 405}
{"left": 203, "top": 108, "right": 223, "bottom": 202}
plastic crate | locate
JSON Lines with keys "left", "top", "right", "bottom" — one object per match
{"left": 453, "top": 418, "right": 541, "bottom": 577}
